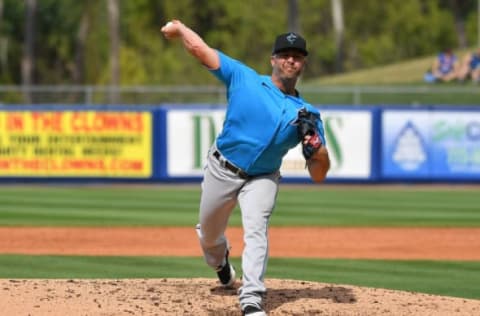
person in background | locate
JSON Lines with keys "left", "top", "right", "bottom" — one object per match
{"left": 424, "top": 49, "right": 459, "bottom": 83}
{"left": 456, "top": 47, "right": 480, "bottom": 83}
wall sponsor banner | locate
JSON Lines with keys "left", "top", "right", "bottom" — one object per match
{"left": 382, "top": 111, "right": 430, "bottom": 178}
{"left": 167, "top": 110, "right": 225, "bottom": 176}
{"left": 166, "top": 108, "right": 373, "bottom": 179}
{"left": 382, "top": 110, "right": 480, "bottom": 179}
{"left": 430, "top": 112, "right": 480, "bottom": 177}
{"left": 0, "top": 111, "right": 152, "bottom": 177}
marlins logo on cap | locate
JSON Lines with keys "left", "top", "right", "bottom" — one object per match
{"left": 272, "top": 32, "right": 308, "bottom": 56}
{"left": 286, "top": 33, "right": 298, "bottom": 44}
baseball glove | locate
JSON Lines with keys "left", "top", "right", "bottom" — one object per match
{"left": 295, "top": 108, "right": 322, "bottom": 160}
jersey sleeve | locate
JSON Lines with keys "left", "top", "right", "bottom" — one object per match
{"left": 209, "top": 50, "right": 249, "bottom": 87}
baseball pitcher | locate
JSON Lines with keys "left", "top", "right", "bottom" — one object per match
{"left": 161, "top": 20, "right": 330, "bottom": 316}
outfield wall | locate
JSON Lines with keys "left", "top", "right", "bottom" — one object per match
{"left": 0, "top": 105, "right": 479, "bottom": 183}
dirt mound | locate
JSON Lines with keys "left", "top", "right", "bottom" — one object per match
{"left": 1, "top": 278, "right": 479, "bottom": 316}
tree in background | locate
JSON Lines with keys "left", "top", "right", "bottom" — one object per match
{"left": 331, "top": 0, "right": 345, "bottom": 73}
{"left": 73, "top": 1, "right": 90, "bottom": 84}
{"left": 22, "top": 0, "right": 35, "bottom": 102}
{"left": 0, "top": 0, "right": 6, "bottom": 79}
{"left": 440, "top": 0, "right": 478, "bottom": 49}
{"left": 338, "top": 0, "right": 458, "bottom": 70}
{"left": 288, "top": 0, "right": 300, "bottom": 33}
{"left": 107, "top": 0, "right": 119, "bottom": 103}
{"left": 0, "top": 0, "right": 477, "bottom": 86}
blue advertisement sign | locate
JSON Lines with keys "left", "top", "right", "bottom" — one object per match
{"left": 430, "top": 112, "right": 480, "bottom": 177}
{"left": 382, "top": 110, "right": 480, "bottom": 180}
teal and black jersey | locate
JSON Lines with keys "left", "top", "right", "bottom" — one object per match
{"left": 210, "top": 50, "right": 326, "bottom": 175}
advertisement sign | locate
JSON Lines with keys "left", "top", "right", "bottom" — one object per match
{"left": 382, "top": 111, "right": 430, "bottom": 178}
{"left": 382, "top": 110, "right": 480, "bottom": 179}
{"left": 166, "top": 108, "right": 373, "bottom": 180}
{"left": 0, "top": 111, "right": 152, "bottom": 177}
{"left": 167, "top": 110, "right": 225, "bottom": 176}
{"left": 430, "top": 112, "right": 480, "bottom": 176}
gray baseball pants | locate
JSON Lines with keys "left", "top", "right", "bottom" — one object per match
{"left": 196, "top": 144, "right": 280, "bottom": 309}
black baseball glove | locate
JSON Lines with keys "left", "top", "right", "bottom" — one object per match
{"left": 295, "top": 108, "right": 322, "bottom": 160}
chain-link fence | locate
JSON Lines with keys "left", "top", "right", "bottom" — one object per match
{"left": 1, "top": 85, "right": 479, "bottom": 106}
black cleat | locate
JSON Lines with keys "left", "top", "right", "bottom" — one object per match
{"left": 242, "top": 305, "right": 266, "bottom": 316}
{"left": 216, "top": 250, "right": 236, "bottom": 287}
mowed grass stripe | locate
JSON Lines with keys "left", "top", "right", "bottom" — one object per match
{"left": 0, "top": 199, "right": 199, "bottom": 212}
{"left": 0, "top": 255, "right": 479, "bottom": 299}
{"left": 269, "top": 258, "right": 480, "bottom": 299}
{"left": 0, "top": 209, "right": 196, "bottom": 226}
{"left": 0, "top": 186, "right": 199, "bottom": 226}
{"left": 274, "top": 187, "right": 480, "bottom": 226}
{"left": 273, "top": 206, "right": 480, "bottom": 227}
{"left": 1, "top": 187, "right": 198, "bottom": 205}
{"left": 0, "top": 188, "right": 199, "bottom": 208}
{"left": 280, "top": 189, "right": 480, "bottom": 210}
{"left": 0, "top": 185, "right": 479, "bottom": 227}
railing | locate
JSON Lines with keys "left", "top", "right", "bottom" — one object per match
{"left": 0, "top": 85, "right": 226, "bottom": 105}
{"left": 0, "top": 85, "right": 479, "bottom": 106}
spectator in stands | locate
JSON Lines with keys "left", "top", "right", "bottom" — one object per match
{"left": 456, "top": 47, "right": 480, "bottom": 83}
{"left": 424, "top": 49, "right": 459, "bottom": 83}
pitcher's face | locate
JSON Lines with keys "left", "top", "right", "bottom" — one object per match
{"left": 271, "top": 49, "right": 306, "bottom": 80}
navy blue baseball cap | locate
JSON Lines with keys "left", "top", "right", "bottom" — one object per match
{"left": 272, "top": 32, "right": 308, "bottom": 56}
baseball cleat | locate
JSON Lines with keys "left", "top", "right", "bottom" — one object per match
{"left": 216, "top": 250, "right": 236, "bottom": 288}
{"left": 242, "top": 305, "right": 267, "bottom": 316}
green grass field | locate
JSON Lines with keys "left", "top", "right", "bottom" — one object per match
{"left": 0, "top": 185, "right": 479, "bottom": 299}
{"left": 1, "top": 185, "right": 479, "bottom": 227}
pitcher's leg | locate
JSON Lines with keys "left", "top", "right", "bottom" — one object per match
{"left": 237, "top": 173, "right": 280, "bottom": 309}
{"left": 197, "top": 153, "right": 243, "bottom": 269}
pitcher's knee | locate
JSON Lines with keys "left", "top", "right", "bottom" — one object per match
{"left": 200, "top": 236, "right": 225, "bottom": 249}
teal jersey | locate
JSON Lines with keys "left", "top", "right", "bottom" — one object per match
{"left": 210, "top": 51, "right": 326, "bottom": 175}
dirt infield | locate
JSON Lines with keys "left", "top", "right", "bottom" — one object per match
{"left": 1, "top": 226, "right": 480, "bottom": 315}
{"left": 0, "top": 227, "right": 479, "bottom": 260}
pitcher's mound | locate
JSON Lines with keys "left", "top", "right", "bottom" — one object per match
{"left": 1, "top": 278, "right": 479, "bottom": 315}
